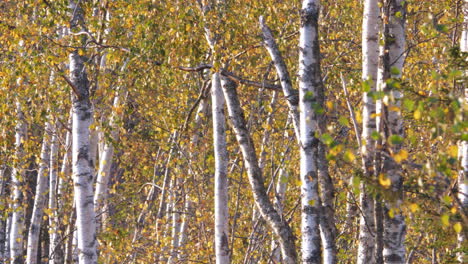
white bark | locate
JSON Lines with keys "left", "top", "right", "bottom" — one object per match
{"left": 221, "top": 76, "right": 297, "bottom": 263}
{"left": 26, "top": 122, "right": 51, "bottom": 264}
{"left": 49, "top": 121, "right": 62, "bottom": 264}
{"left": 70, "top": 50, "right": 98, "bottom": 263}
{"left": 259, "top": 18, "right": 300, "bottom": 141}
{"left": 358, "top": 0, "right": 380, "bottom": 263}
{"left": 457, "top": 1, "right": 467, "bottom": 262}
{"left": 212, "top": 73, "right": 230, "bottom": 264}
{"left": 69, "top": 1, "right": 98, "bottom": 262}
{"left": 94, "top": 84, "right": 127, "bottom": 229}
{"left": 4, "top": 212, "right": 12, "bottom": 263}
{"left": 376, "top": 1, "right": 407, "bottom": 263}
{"left": 0, "top": 167, "right": 7, "bottom": 262}
{"left": 10, "top": 101, "right": 27, "bottom": 264}
{"left": 299, "top": 1, "right": 322, "bottom": 263}
{"left": 58, "top": 112, "right": 72, "bottom": 211}
{"left": 167, "top": 178, "right": 181, "bottom": 264}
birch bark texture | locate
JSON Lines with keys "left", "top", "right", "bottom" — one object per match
{"left": 358, "top": 0, "right": 380, "bottom": 263}
{"left": 26, "top": 121, "right": 51, "bottom": 264}
{"left": 221, "top": 76, "right": 297, "bottom": 263}
{"left": 10, "top": 101, "right": 27, "bottom": 264}
{"left": 212, "top": 73, "right": 230, "bottom": 264}
{"left": 69, "top": 1, "right": 97, "bottom": 261}
{"left": 377, "top": 1, "right": 407, "bottom": 263}
{"left": 48, "top": 120, "right": 62, "bottom": 264}
{"left": 457, "top": 1, "right": 468, "bottom": 262}
{"left": 298, "top": 0, "right": 322, "bottom": 262}
{"left": 200, "top": 1, "right": 230, "bottom": 263}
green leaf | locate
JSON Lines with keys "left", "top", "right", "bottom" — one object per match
{"left": 371, "top": 131, "right": 381, "bottom": 141}
{"left": 390, "top": 66, "right": 400, "bottom": 75}
{"left": 303, "top": 91, "right": 314, "bottom": 101}
{"left": 338, "top": 116, "right": 349, "bottom": 126}
{"left": 403, "top": 99, "right": 415, "bottom": 111}
{"left": 389, "top": 135, "right": 404, "bottom": 145}
{"left": 321, "top": 133, "right": 334, "bottom": 145}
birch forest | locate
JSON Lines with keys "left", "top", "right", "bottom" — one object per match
{"left": 1, "top": 0, "right": 468, "bottom": 263}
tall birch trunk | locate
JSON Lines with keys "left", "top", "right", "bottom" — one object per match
{"left": 212, "top": 73, "right": 230, "bottom": 263}
{"left": 94, "top": 84, "right": 127, "bottom": 230}
{"left": 376, "top": 1, "right": 407, "bottom": 263}
{"left": 221, "top": 76, "right": 297, "bottom": 263}
{"left": 69, "top": 0, "right": 98, "bottom": 262}
{"left": 70, "top": 47, "right": 97, "bottom": 264}
{"left": 298, "top": 1, "right": 323, "bottom": 263}
{"left": 10, "top": 101, "right": 27, "bottom": 264}
{"left": 70, "top": 49, "right": 98, "bottom": 263}
{"left": 261, "top": 14, "right": 336, "bottom": 263}
{"left": 49, "top": 121, "right": 62, "bottom": 264}
{"left": 358, "top": 0, "right": 380, "bottom": 263}
{"left": 0, "top": 167, "right": 8, "bottom": 262}
{"left": 26, "top": 122, "right": 51, "bottom": 264}
{"left": 457, "top": 1, "right": 467, "bottom": 262}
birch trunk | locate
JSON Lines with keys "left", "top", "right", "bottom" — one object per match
{"left": 0, "top": 167, "right": 8, "bottom": 262}
{"left": 167, "top": 178, "right": 181, "bottom": 264}
{"left": 4, "top": 212, "right": 12, "bottom": 263}
{"left": 457, "top": 1, "right": 467, "bottom": 262}
{"left": 357, "top": 0, "right": 380, "bottom": 263}
{"left": 261, "top": 14, "right": 336, "bottom": 263}
{"left": 26, "top": 122, "right": 51, "bottom": 264}
{"left": 58, "top": 112, "right": 72, "bottom": 211}
{"left": 69, "top": 0, "right": 98, "bottom": 262}
{"left": 10, "top": 101, "right": 27, "bottom": 264}
{"left": 259, "top": 18, "right": 300, "bottom": 141}
{"left": 298, "top": 1, "right": 323, "bottom": 263}
{"left": 221, "top": 76, "right": 297, "bottom": 263}
{"left": 70, "top": 49, "right": 98, "bottom": 263}
{"left": 49, "top": 121, "right": 62, "bottom": 264}
{"left": 212, "top": 73, "right": 230, "bottom": 264}
{"left": 94, "top": 85, "right": 127, "bottom": 229}
{"left": 377, "top": 1, "right": 407, "bottom": 263}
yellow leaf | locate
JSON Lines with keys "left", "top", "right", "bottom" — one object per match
{"left": 454, "top": 222, "right": 462, "bottom": 233}
{"left": 345, "top": 150, "right": 355, "bottom": 162}
{"left": 414, "top": 110, "right": 421, "bottom": 120}
{"left": 388, "top": 208, "right": 395, "bottom": 218}
{"left": 379, "top": 173, "right": 391, "bottom": 188}
{"left": 448, "top": 145, "right": 458, "bottom": 158}
{"left": 409, "top": 203, "right": 419, "bottom": 213}
{"left": 371, "top": 113, "right": 381, "bottom": 118}
{"left": 326, "top": 101, "right": 334, "bottom": 110}
{"left": 308, "top": 199, "right": 316, "bottom": 206}
{"left": 388, "top": 106, "right": 400, "bottom": 112}
{"left": 394, "top": 149, "right": 408, "bottom": 163}
{"left": 441, "top": 214, "right": 450, "bottom": 226}
{"left": 451, "top": 207, "right": 457, "bottom": 214}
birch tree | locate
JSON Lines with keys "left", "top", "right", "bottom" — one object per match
{"left": 69, "top": 1, "right": 97, "bottom": 262}
{"left": 221, "top": 76, "right": 297, "bottom": 263}
{"left": 357, "top": 0, "right": 380, "bottom": 263}
{"left": 26, "top": 121, "right": 51, "bottom": 264}
{"left": 10, "top": 100, "right": 27, "bottom": 264}
{"left": 49, "top": 120, "right": 62, "bottom": 264}
{"left": 298, "top": 0, "right": 323, "bottom": 262}
{"left": 376, "top": 1, "right": 407, "bottom": 263}
{"left": 457, "top": 1, "right": 467, "bottom": 262}
{"left": 212, "top": 73, "right": 230, "bottom": 263}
